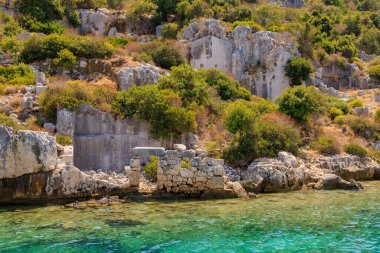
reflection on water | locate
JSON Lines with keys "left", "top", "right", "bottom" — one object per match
{"left": 0, "top": 181, "right": 379, "bottom": 252}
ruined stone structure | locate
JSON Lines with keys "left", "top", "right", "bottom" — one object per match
{"left": 73, "top": 105, "right": 197, "bottom": 172}
{"left": 130, "top": 147, "right": 225, "bottom": 194}
{"left": 183, "top": 19, "right": 300, "bottom": 100}
{"left": 117, "top": 64, "right": 162, "bottom": 90}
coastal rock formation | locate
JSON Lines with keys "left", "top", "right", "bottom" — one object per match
{"left": 240, "top": 152, "right": 372, "bottom": 193}
{"left": 117, "top": 64, "right": 162, "bottom": 90}
{"left": 0, "top": 126, "right": 57, "bottom": 179}
{"left": 183, "top": 19, "right": 299, "bottom": 100}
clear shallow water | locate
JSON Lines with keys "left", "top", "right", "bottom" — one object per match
{"left": 0, "top": 182, "right": 379, "bottom": 253}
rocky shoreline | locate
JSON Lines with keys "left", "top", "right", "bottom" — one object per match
{"left": 1, "top": 126, "right": 380, "bottom": 205}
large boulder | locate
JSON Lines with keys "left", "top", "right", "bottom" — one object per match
{"left": 117, "top": 64, "right": 162, "bottom": 90}
{"left": 56, "top": 109, "right": 76, "bottom": 137}
{"left": 241, "top": 153, "right": 310, "bottom": 193}
{"left": 0, "top": 126, "right": 58, "bottom": 179}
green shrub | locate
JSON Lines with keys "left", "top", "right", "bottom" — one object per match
{"left": 150, "top": 43, "right": 185, "bottom": 69}
{"left": 106, "top": 37, "right": 129, "bottom": 48}
{"left": 20, "top": 16, "right": 65, "bottom": 34}
{"left": 53, "top": 49, "right": 77, "bottom": 71}
{"left": 348, "top": 99, "right": 363, "bottom": 108}
{"left": 343, "top": 144, "right": 368, "bottom": 158}
{"left": 284, "top": 57, "right": 313, "bottom": 86}
{"left": 39, "top": 81, "right": 115, "bottom": 122}
{"left": 231, "top": 21, "right": 263, "bottom": 32}
{"left": 144, "top": 156, "right": 158, "bottom": 181}
{"left": 310, "top": 137, "right": 340, "bottom": 155}
{"left": 162, "top": 23, "right": 179, "bottom": 39}
{"left": 325, "top": 96, "right": 349, "bottom": 114}
{"left": 276, "top": 86, "right": 325, "bottom": 124}
{"left": 346, "top": 116, "right": 378, "bottom": 139}
{"left": 157, "top": 64, "right": 209, "bottom": 106}
{"left": 0, "top": 64, "right": 35, "bottom": 86}
{"left": 0, "top": 113, "right": 20, "bottom": 130}
{"left": 112, "top": 85, "right": 196, "bottom": 138}
{"left": 199, "top": 68, "right": 251, "bottom": 101}
{"left": 369, "top": 65, "right": 380, "bottom": 84}
{"left": 329, "top": 107, "right": 344, "bottom": 119}
{"left": 334, "top": 115, "right": 346, "bottom": 125}
{"left": 20, "top": 34, "right": 114, "bottom": 63}
{"left": 56, "top": 134, "right": 73, "bottom": 146}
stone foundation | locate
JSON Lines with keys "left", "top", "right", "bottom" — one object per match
{"left": 130, "top": 147, "right": 225, "bottom": 194}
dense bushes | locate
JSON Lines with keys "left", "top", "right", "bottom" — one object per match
{"left": 284, "top": 57, "right": 313, "bottom": 86}
{"left": 39, "top": 81, "right": 116, "bottom": 122}
{"left": 20, "top": 34, "right": 114, "bottom": 63}
{"left": 53, "top": 49, "right": 77, "bottom": 70}
{"left": 276, "top": 86, "right": 325, "bottom": 124}
{"left": 0, "top": 64, "right": 35, "bottom": 86}
{"left": 112, "top": 85, "right": 196, "bottom": 138}
{"left": 223, "top": 100, "right": 300, "bottom": 164}
{"left": 144, "top": 156, "right": 158, "bottom": 181}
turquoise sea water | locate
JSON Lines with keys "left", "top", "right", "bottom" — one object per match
{"left": 0, "top": 181, "right": 379, "bottom": 253}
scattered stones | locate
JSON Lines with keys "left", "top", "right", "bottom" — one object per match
{"left": 353, "top": 107, "right": 370, "bottom": 117}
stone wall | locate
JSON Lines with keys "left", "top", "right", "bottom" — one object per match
{"left": 130, "top": 147, "right": 225, "bottom": 194}
{"left": 73, "top": 105, "right": 196, "bottom": 172}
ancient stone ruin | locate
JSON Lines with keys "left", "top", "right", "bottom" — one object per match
{"left": 129, "top": 147, "right": 225, "bottom": 194}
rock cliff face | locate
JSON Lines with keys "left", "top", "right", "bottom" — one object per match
{"left": 183, "top": 19, "right": 300, "bottom": 100}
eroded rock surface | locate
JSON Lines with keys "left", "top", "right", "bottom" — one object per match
{"left": 117, "top": 64, "right": 162, "bottom": 90}
{"left": 183, "top": 19, "right": 299, "bottom": 100}
{"left": 0, "top": 126, "right": 58, "bottom": 179}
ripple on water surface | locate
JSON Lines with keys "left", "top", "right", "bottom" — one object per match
{"left": 0, "top": 181, "right": 379, "bottom": 252}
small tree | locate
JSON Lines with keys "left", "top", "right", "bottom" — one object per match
{"left": 276, "top": 86, "right": 325, "bottom": 124}
{"left": 162, "top": 23, "right": 179, "bottom": 39}
{"left": 285, "top": 57, "right": 313, "bottom": 86}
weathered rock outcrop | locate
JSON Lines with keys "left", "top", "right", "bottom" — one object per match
{"left": 117, "top": 64, "right": 162, "bottom": 90}
{"left": 312, "top": 63, "right": 370, "bottom": 90}
{"left": 183, "top": 19, "right": 299, "bottom": 100}
{"left": 0, "top": 126, "right": 57, "bottom": 179}
{"left": 56, "top": 109, "right": 76, "bottom": 137}
{"left": 241, "top": 152, "right": 375, "bottom": 193}
{"left": 272, "top": 0, "right": 305, "bottom": 8}
{"left": 0, "top": 127, "right": 138, "bottom": 203}
{"left": 78, "top": 8, "right": 155, "bottom": 36}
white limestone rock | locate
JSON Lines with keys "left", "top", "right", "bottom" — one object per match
{"left": 0, "top": 126, "right": 58, "bottom": 179}
{"left": 117, "top": 64, "right": 162, "bottom": 90}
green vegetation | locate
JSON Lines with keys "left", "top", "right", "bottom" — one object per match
{"left": 285, "top": 57, "right": 313, "bottom": 86}
{"left": 20, "top": 34, "right": 114, "bottom": 63}
{"left": 0, "top": 64, "right": 35, "bottom": 87}
{"left": 310, "top": 137, "right": 340, "bottom": 155}
{"left": 0, "top": 113, "right": 20, "bottom": 130}
{"left": 348, "top": 99, "right": 363, "bottom": 109}
{"left": 162, "top": 23, "right": 179, "bottom": 39}
{"left": 39, "top": 81, "right": 116, "bottom": 122}
{"left": 56, "top": 134, "right": 73, "bottom": 146}
{"left": 343, "top": 144, "right": 368, "bottom": 158}
{"left": 276, "top": 86, "right": 325, "bottom": 124}
{"left": 223, "top": 100, "right": 300, "bottom": 164}
{"left": 112, "top": 85, "right": 196, "bottom": 138}
{"left": 144, "top": 156, "right": 158, "bottom": 181}
{"left": 53, "top": 49, "right": 77, "bottom": 71}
